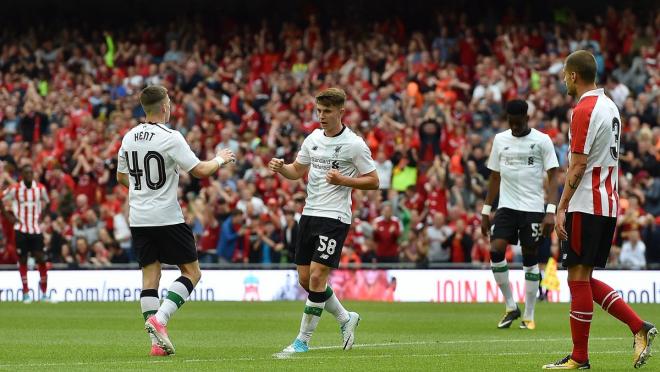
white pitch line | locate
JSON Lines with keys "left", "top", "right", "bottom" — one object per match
{"left": 309, "top": 336, "right": 626, "bottom": 350}
{"left": 277, "top": 349, "right": 629, "bottom": 361}
{"left": 0, "top": 337, "right": 630, "bottom": 369}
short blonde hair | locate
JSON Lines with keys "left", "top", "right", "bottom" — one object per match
{"left": 315, "top": 87, "right": 346, "bottom": 108}
{"left": 139, "top": 85, "right": 168, "bottom": 115}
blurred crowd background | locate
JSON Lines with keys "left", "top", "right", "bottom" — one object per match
{"left": 0, "top": 0, "right": 658, "bottom": 268}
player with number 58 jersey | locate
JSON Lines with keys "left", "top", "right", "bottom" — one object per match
{"left": 269, "top": 87, "right": 379, "bottom": 355}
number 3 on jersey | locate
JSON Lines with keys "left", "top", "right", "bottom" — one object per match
{"left": 610, "top": 117, "right": 620, "bottom": 160}
{"left": 124, "top": 151, "right": 167, "bottom": 190}
{"left": 317, "top": 235, "right": 337, "bottom": 255}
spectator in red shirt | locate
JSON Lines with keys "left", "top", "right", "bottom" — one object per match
{"left": 372, "top": 203, "right": 402, "bottom": 262}
{"left": 198, "top": 208, "right": 220, "bottom": 263}
{"left": 444, "top": 219, "right": 473, "bottom": 263}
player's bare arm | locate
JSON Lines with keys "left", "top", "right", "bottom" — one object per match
{"left": 326, "top": 169, "right": 379, "bottom": 190}
{"left": 555, "top": 153, "right": 587, "bottom": 240}
{"left": 117, "top": 171, "right": 129, "bottom": 188}
{"left": 481, "top": 171, "right": 500, "bottom": 236}
{"left": 189, "top": 148, "right": 236, "bottom": 179}
{"left": 541, "top": 167, "right": 559, "bottom": 237}
{"left": 269, "top": 158, "right": 309, "bottom": 180}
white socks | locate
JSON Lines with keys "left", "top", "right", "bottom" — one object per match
{"left": 324, "top": 287, "right": 350, "bottom": 324}
{"left": 297, "top": 299, "right": 325, "bottom": 343}
{"left": 140, "top": 289, "right": 160, "bottom": 345}
{"left": 155, "top": 277, "right": 194, "bottom": 326}
{"left": 491, "top": 259, "right": 517, "bottom": 311}
{"left": 523, "top": 264, "right": 540, "bottom": 321}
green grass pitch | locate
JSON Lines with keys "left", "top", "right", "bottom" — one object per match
{"left": 0, "top": 301, "right": 657, "bottom": 371}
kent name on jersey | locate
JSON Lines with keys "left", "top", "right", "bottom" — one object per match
{"left": 117, "top": 123, "right": 200, "bottom": 227}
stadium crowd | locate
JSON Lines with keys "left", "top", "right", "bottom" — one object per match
{"left": 0, "top": 7, "right": 658, "bottom": 268}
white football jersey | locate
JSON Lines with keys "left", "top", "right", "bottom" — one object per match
{"left": 296, "top": 126, "right": 376, "bottom": 224}
{"left": 567, "top": 88, "right": 621, "bottom": 217}
{"left": 487, "top": 128, "right": 559, "bottom": 213}
{"left": 117, "top": 123, "right": 200, "bottom": 226}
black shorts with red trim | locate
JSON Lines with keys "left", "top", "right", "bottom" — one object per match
{"left": 561, "top": 212, "right": 616, "bottom": 269}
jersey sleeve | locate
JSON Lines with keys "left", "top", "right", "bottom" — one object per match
{"left": 542, "top": 136, "right": 560, "bottom": 170}
{"left": 486, "top": 136, "right": 501, "bottom": 172}
{"left": 169, "top": 132, "right": 201, "bottom": 172}
{"left": 570, "top": 97, "right": 598, "bottom": 154}
{"left": 295, "top": 136, "right": 312, "bottom": 165}
{"left": 117, "top": 141, "right": 128, "bottom": 174}
{"left": 353, "top": 138, "right": 376, "bottom": 174}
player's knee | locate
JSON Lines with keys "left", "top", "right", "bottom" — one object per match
{"left": 309, "top": 270, "right": 329, "bottom": 290}
{"left": 490, "top": 239, "right": 507, "bottom": 253}
{"left": 522, "top": 249, "right": 538, "bottom": 267}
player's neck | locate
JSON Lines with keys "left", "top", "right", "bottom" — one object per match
{"left": 22, "top": 179, "right": 32, "bottom": 187}
{"left": 511, "top": 127, "right": 531, "bottom": 137}
{"left": 576, "top": 84, "right": 598, "bottom": 101}
{"left": 323, "top": 123, "right": 345, "bottom": 137}
{"left": 145, "top": 115, "right": 166, "bottom": 124}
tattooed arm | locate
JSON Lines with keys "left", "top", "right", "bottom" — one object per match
{"left": 558, "top": 153, "right": 588, "bottom": 211}
{"left": 555, "top": 153, "right": 588, "bottom": 240}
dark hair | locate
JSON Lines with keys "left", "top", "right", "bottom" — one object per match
{"left": 230, "top": 209, "right": 244, "bottom": 217}
{"left": 506, "top": 99, "right": 528, "bottom": 116}
{"left": 565, "top": 50, "right": 597, "bottom": 84}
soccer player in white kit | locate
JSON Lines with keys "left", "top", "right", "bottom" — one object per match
{"left": 543, "top": 50, "right": 656, "bottom": 370}
{"left": 116, "top": 85, "right": 235, "bottom": 356}
{"left": 268, "top": 88, "right": 379, "bottom": 354}
{"left": 481, "top": 99, "right": 559, "bottom": 330}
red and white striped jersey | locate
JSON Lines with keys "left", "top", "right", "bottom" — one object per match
{"left": 568, "top": 88, "right": 621, "bottom": 217}
{"left": 2, "top": 181, "right": 49, "bottom": 234}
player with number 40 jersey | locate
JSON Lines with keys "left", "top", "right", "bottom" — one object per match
{"left": 117, "top": 85, "right": 235, "bottom": 357}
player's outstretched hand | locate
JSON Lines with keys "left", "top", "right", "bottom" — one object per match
{"left": 326, "top": 169, "right": 344, "bottom": 186}
{"left": 555, "top": 209, "right": 568, "bottom": 241}
{"left": 480, "top": 214, "right": 491, "bottom": 237}
{"left": 268, "top": 158, "right": 284, "bottom": 173}
{"left": 541, "top": 213, "right": 555, "bottom": 237}
{"left": 217, "top": 148, "right": 236, "bottom": 164}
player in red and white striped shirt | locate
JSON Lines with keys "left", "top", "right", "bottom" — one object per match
{"left": 0, "top": 164, "right": 51, "bottom": 303}
{"left": 543, "top": 50, "right": 657, "bottom": 370}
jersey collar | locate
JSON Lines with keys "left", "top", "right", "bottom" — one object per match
{"left": 324, "top": 125, "right": 346, "bottom": 138}
{"left": 578, "top": 88, "right": 604, "bottom": 102}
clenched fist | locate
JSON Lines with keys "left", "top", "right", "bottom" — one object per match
{"left": 268, "top": 158, "right": 285, "bottom": 173}
{"left": 326, "top": 169, "right": 345, "bottom": 186}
